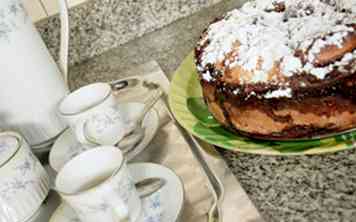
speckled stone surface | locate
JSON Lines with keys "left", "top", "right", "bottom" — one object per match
{"left": 67, "top": 0, "right": 356, "bottom": 221}
{"left": 35, "top": 0, "right": 222, "bottom": 66}
{"left": 68, "top": 0, "right": 245, "bottom": 89}
{"left": 223, "top": 150, "right": 356, "bottom": 221}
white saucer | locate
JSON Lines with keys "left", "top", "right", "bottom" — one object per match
{"left": 49, "top": 102, "right": 160, "bottom": 172}
{"left": 49, "top": 163, "right": 184, "bottom": 222}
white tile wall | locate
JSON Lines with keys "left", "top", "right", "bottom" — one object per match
{"left": 23, "top": 0, "right": 88, "bottom": 22}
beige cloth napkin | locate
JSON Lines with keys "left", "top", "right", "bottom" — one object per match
{"left": 114, "top": 61, "right": 263, "bottom": 222}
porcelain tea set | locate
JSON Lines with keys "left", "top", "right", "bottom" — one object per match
{"left": 0, "top": 1, "right": 183, "bottom": 222}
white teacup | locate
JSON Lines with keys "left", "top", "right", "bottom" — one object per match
{"left": 55, "top": 147, "right": 142, "bottom": 222}
{"left": 0, "top": 131, "right": 50, "bottom": 222}
{"left": 58, "top": 83, "right": 127, "bottom": 146}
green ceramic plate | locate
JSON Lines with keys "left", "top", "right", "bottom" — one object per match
{"left": 169, "top": 53, "right": 356, "bottom": 155}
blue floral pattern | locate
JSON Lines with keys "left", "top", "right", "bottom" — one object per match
{"left": 0, "top": 0, "right": 27, "bottom": 41}
{"left": 114, "top": 167, "right": 135, "bottom": 204}
{"left": 88, "top": 108, "right": 123, "bottom": 135}
{"left": 63, "top": 167, "right": 162, "bottom": 222}
{"left": 14, "top": 151, "right": 37, "bottom": 175}
{"left": 0, "top": 149, "right": 40, "bottom": 201}
{"left": 0, "top": 140, "right": 9, "bottom": 156}
{"left": 149, "top": 193, "right": 161, "bottom": 210}
{"left": 68, "top": 165, "right": 136, "bottom": 217}
{"left": 0, "top": 179, "right": 36, "bottom": 201}
{"left": 61, "top": 191, "right": 162, "bottom": 222}
{"left": 142, "top": 191, "right": 162, "bottom": 222}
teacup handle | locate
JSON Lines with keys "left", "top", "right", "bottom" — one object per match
{"left": 74, "top": 119, "right": 98, "bottom": 146}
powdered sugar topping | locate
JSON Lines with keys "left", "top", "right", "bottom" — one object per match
{"left": 264, "top": 88, "right": 292, "bottom": 98}
{"left": 198, "top": 0, "right": 355, "bottom": 84}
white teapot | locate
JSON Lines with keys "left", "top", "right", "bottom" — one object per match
{"left": 0, "top": 0, "right": 70, "bottom": 148}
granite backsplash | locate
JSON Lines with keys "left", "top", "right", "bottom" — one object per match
{"left": 36, "top": 0, "right": 222, "bottom": 66}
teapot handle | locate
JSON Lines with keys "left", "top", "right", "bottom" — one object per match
{"left": 58, "top": 0, "right": 70, "bottom": 88}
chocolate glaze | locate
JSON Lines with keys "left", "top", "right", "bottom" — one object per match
{"left": 199, "top": 65, "right": 356, "bottom": 138}
{"left": 204, "top": 88, "right": 356, "bottom": 138}
{"left": 198, "top": 67, "right": 356, "bottom": 109}
{"left": 205, "top": 79, "right": 356, "bottom": 137}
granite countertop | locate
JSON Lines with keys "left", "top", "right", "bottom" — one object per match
{"left": 68, "top": 0, "right": 356, "bottom": 221}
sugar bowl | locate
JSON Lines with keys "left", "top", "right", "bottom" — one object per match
{"left": 0, "top": 131, "right": 50, "bottom": 222}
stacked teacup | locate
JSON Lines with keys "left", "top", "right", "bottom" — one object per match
{"left": 1, "top": 82, "right": 181, "bottom": 222}
{"left": 54, "top": 83, "right": 152, "bottom": 222}
{"left": 0, "top": 131, "right": 50, "bottom": 222}
{"left": 58, "top": 83, "right": 130, "bottom": 147}
{"left": 55, "top": 147, "right": 142, "bottom": 222}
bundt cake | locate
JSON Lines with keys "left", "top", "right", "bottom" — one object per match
{"left": 195, "top": 0, "right": 356, "bottom": 139}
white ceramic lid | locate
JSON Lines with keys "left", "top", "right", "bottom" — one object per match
{"left": 0, "top": 134, "right": 20, "bottom": 167}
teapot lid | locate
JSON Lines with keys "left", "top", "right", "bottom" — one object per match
{"left": 0, "top": 133, "right": 20, "bottom": 167}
